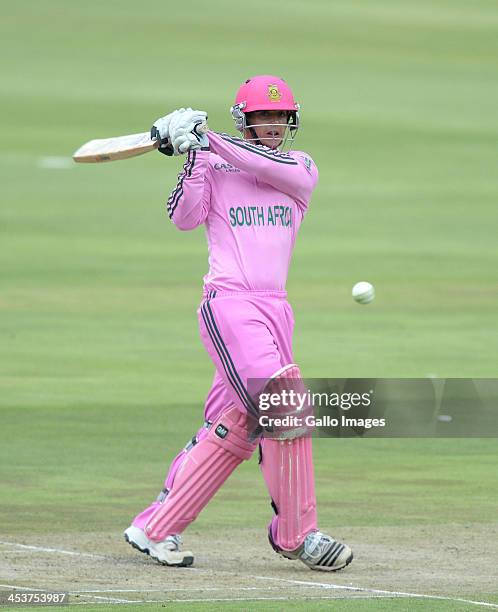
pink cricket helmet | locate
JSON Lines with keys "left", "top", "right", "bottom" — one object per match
{"left": 234, "top": 75, "right": 298, "bottom": 112}
{"left": 231, "top": 75, "right": 300, "bottom": 135}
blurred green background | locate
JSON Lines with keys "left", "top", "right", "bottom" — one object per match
{"left": 1, "top": 0, "right": 497, "bottom": 607}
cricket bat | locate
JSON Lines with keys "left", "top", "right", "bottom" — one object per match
{"left": 72, "top": 123, "right": 208, "bottom": 163}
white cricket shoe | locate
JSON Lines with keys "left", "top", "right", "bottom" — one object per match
{"left": 270, "top": 529, "right": 353, "bottom": 572}
{"left": 124, "top": 525, "right": 194, "bottom": 567}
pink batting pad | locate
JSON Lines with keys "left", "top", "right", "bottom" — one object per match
{"left": 144, "top": 405, "right": 256, "bottom": 541}
{"left": 259, "top": 364, "right": 317, "bottom": 551}
{"left": 260, "top": 436, "right": 317, "bottom": 552}
{"left": 131, "top": 425, "right": 211, "bottom": 531}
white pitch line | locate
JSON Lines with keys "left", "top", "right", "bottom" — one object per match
{"left": 2, "top": 541, "right": 497, "bottom": 609}
{"left": 0, "top": 539, "right": 200, "bottom": 570}
{"left": 70, "top": 586, "right": 318, "bottom": 594}
{"left": 73, "top": 594, "right": 137, "bottom": 604}
{"left": 0, "top": 584, "right": 46, "bottom": 592}
{"left": 137, "top": 594, "right": 405, "bottom": 604}
{"left": 66, "top": 596, "right": 404, "bottom": 606}
{"left": 252, "top": 575, "right": 498, "bottom": 609}
{"left": 69, "top": 585, "right": 375, "bottom": 594}
{"left": 0, "top": 540, "right": 106, "bottom": 559}
{"left": 0, "top": 582, "right": 485, "bottom": 607}
{"left": 0, "top": 583, "right": 405, "bottom": 605}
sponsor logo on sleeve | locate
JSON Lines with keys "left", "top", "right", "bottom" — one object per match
{"left": 300, "top": 155, "right": 313, "bottom": 174}
{"left": 214, "top": 162, "right": 240, "bottom": 173}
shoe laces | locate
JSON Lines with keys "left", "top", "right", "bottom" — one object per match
{"left": 164, "top": 534, "right": 182, "bottom": 551}
{"left": 303, "top": 531, "right": 334, "bottom": 560}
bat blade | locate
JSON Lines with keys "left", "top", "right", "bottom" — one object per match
{"left": 72, "top": 132, "right": 159, "bottom": 163}
{"left": 73, "top": 123, "right": 209, "bottom": 164}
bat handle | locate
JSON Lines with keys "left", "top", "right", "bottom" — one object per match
{"left": 151, "top": 126, "right": 173, "bottom": 156}
{"left": 154, "top": 121, "right": 209, "bottom": 157}
{"left": 150, "top": 125, "right": 164, "bottom": 145}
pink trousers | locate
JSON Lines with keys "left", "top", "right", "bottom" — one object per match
{"left": 132, "top": 291, "right": 317, "bottom": 549}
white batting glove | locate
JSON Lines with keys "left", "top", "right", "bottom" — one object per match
{"left": 151, "top": 108, "right": 192, "bottom": 156}
{"left": 151, "top": 108, "right": 187, "bottom": 140}
{"left": 169, "top": 109, "right": 209, "bottom": 155}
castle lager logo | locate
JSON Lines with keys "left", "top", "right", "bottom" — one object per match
{"left": 267, "top": 84, "right": 281, "bottom": 101}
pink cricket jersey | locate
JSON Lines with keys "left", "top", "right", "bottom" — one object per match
{"left": 166, "top": 132, "right": 319, "bottom": 292}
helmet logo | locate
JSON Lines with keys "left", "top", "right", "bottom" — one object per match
{"left": 267, "top": 84, "right": 281, "bottom": 102}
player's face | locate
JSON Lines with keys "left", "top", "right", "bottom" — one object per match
{"left": 245, "top": 110, "right": 289, "bottom": 148}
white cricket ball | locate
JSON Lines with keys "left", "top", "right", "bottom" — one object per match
{"left": 352, "top": 281, "right": 375, "bottom": 305}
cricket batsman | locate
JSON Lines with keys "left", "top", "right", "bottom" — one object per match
{"left": 124, "top": 75, "right": 353, "bottom": 572}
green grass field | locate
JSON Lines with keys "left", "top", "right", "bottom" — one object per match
{"left": 1, "top": 1, "right": 497, "bottom": 610}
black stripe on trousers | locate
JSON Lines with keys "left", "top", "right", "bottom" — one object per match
{"left": 204, "top": 299, "right": 259, "bottom": 415}
{"left": 200, "top": 301, "right": 249, "bottom": 413}
{"left": 200, "top": 299, "right": 258, "bottom": 417}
